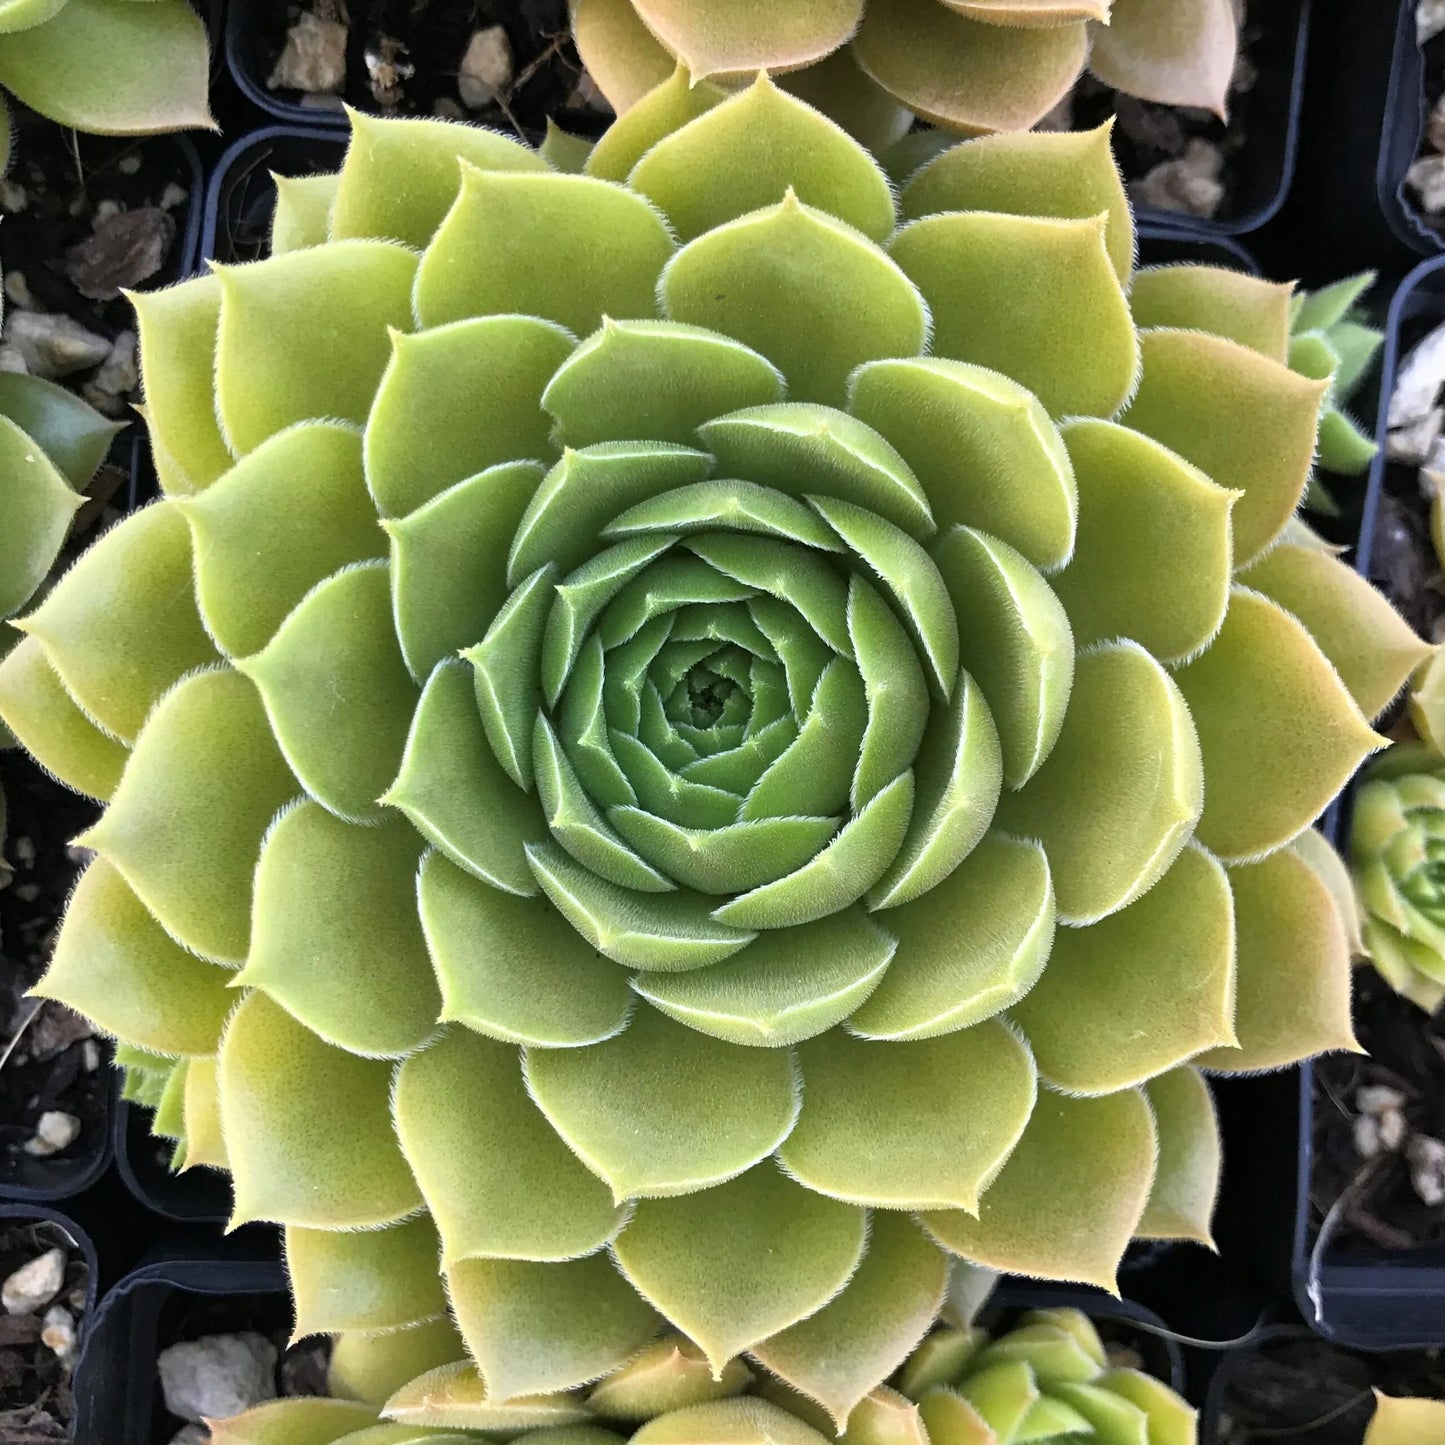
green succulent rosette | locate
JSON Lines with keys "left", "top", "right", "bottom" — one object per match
{"left": 0, "top": 0, "right": 210, "bottom": 145}
{"left": 1285, "top": 273, "right": 1383, "bottom": 513}
{"left": 1352, "top": 742, "right": 1445, "bottom": 1015}
{"left": 572, "top": 0, "right": 1237, "bottom": 145}
{"left": 0, "top": 81, "right": 1423, "bottom": 1413}
{"left": 206, "top": 1308, "right": 1200, "bottom": 1444}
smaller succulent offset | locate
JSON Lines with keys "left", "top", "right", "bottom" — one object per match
{"left": 572, "top": 0, "right": 1239, "bottom": 143}
{"left": 1285, "top": 273, "right": 1384, "bottom": 514}
{"left": 206, "top": 1308, "right": 1200, "bottom": 1445}
{"left": 1352, "top": 741, "right": 1445, "bottom": 1014}
{"left": 0, "top": 0, "right": 211, "bottom": 149}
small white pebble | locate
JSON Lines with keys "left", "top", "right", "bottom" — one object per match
{"left": 1379, "top": 1107, "right": 1408, "bottom": 1152}
{"left": 1355, "top": 1113, "right": 1383, "bottom": 1159}
{"left": 1358, "top": 1085, "right": 1407, "bottom": 1115}
{"left": 158, "top": 1332, "right": 279, "bottom": 1423}
{"left": 1408, "top": 1135, "right": 1445, "bottom": 1207}
{"left": 41, "top": 1305, "right": 76, "bottom": 1362}
{"left": 81, "top": 1040, "right": 101, "bottom": 1073}
{"left": 117, "top": 154, "right": 142, "bottom": 176}
{"left": 3, "top": 271, "right": 32, "bottom": 309}
{"left": 268, "top": 10, "right": 347, "bottom": 93}
{"left": 3, "top": 1248, "right": 66, "bottom": 1314}
{"left": 159, "top": 182, "right": 189, "bottom": 212}
{"left": 14, "top": 882, "right": 38, "bottom": 902}
{"left": 93, "top": 198, "right": 121, "bottom": 224}
{"left": 14, "top": 836, "right": 34, "bottom": 867}
{"left": 0, "top": 180, "right": 28, "bottom": 212}
{"left": 23, "top": 1111, "right": 80, "bottom": 1158}
{"left": 458, "top": 25, "right": 513, "bottom": 109}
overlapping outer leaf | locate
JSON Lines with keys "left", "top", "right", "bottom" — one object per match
{"left": 207, "top": 1308, "right": 1201, "bottom": 1445}
{"left": 571, "top": 0, "right": 1238, "bottom": 137}
{"left": 2, "top": 77, "right": 1409, "bottom": 1421}
{"left": 1350, "top": 742, "right": 1445, "bottom": 1014}
{"left": 0, "top": 0, "right": 212, "bottom": 135}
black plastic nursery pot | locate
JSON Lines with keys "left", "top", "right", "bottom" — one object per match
{"left": 1131, "top": 0, "right": 1310, "bottom": 241}
{"left": 70, "top": 1261, "right": 1182, "bottom": 1445}
{"left": 1290, "top": 252, "right": 1445, "bottom": 1350}
{"left": 1199, "top": 1322, "right": 1445, "bottom": 1444}
{"left": 70, "top": 1233, "right": 284, "bottom": 1445}
{"left": 221, "top": 0, "right": 1308, "bottom": 238}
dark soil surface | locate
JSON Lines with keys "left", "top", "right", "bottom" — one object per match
{"left": 1312, "top": 972, "right": 1445, "bottom": 1254}
{"left": 0, "top": 754, "right": 105, "bottom": 1195}
{"left": 3, "top": 103, "right": 196, "bottom": 421}
{"left": 0, "top": 1220, "right": 89, "bottom": 1444}
{"left": 1210, "top": 1329, "right": 1445, "bottom": 1444}
{"left": 254, "top": 0, "right": 604, "bottom": 139}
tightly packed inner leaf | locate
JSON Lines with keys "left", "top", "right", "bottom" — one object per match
{"left": 1, "top": 84, "right": 1412, "bottom": 1419}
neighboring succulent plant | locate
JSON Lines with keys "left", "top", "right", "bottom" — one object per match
{"left": 1351, "top": 741, "right": 1445, "bottom": 1015}
{"left": 0, "top": 371, "right": 122, "bottom": 863}
{"left": 206, "top": 1309, "right": 1200, "bottom": 1444}
{"left": 0, "top": 0, "right": 211, "bottom": 148}
{"left": 1, "top": 83, "right": 1421, "bottom": 1414}
{"left": 571, "top": 0, "right": 1239, "bottom": 144}
{"left": 1285, "top": 273, "right": 1384, "bottom": 514}
{"left": 1365, "top": 1392, "right": 1445, "bottom": 1444}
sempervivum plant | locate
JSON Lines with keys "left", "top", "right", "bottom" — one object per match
{"left": 572, "top": 0, "right": 1238, "bottom": 142}
{"left": 0, "top": 80, "right": 1425, "bottom": 1412}
{"left": 1351, "top": 742, "right": 1445, "bottom": 1015}
{"left": 208, "top": 1309, "right": 1201, "bottom": 1442}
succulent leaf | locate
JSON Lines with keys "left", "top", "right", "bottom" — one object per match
{"left": 1010, "top": 840, "right": 1236, "bottom": 1093}
{"left": 241, "top": 562, "right": 419, "bottom": 824}
{"left": 17, "top": 501, "right": 219, "bottom": 742}
{"left": 184, "top": 421, "right": 386, "bottom": 659}
{"left": 1086, "top": 0, "right": 1236, "bottom": 116}
{"left": 890, "top": 211, "right": 1136, "bottom": 419}
{"left": 1171, "top": 588, "right": 1383, "bottom": 863}
{"left": 902, "top": 123, "right": 1132, "bottom": 283}
{"left": 288, "top": 1214, "right": 448, "bottom": 1338}
{"left": 0, "top": 634, "right": 128, "bottom": 799}
{"left": 220, "top": 992, "right": 423, "bottom": 1229}
{"left": 447, "top": 1252, "right": 659, "bottom": 1400}
{"left": 0, "top": 0, "right": 212, "bottom": 134}
{"left": 37, "top": 856, "right": 234, "bottom": 1056}
{"left": 1138, "top": 1066, "right": 1220, "bottom": 1244}
{"left": 329, "top": 1318, "right": 467, "bottom": 1408}
{"left": 1196, "top": 847, "right": 1359, "bottom": 1071}
{"left": 238, "top": 801, "right": 440, "bottom": 1056}
{"left": 76, "top": 668, "right": 295, "bottom": 964}
{"left": 611, "top": 1161, "right": 867, "bottom": 1370}
{"left": 922, "top": 1088, "right": 1156, "bottom": 1291}
{"left": 271, "top": 172, "right": 339, "bottom": 254}
{"left": 853, "top": 0, "right": 1086, "bottom": 133}
{"left": 778, "top": 1020, "right": 1036, "bottom": 1210}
